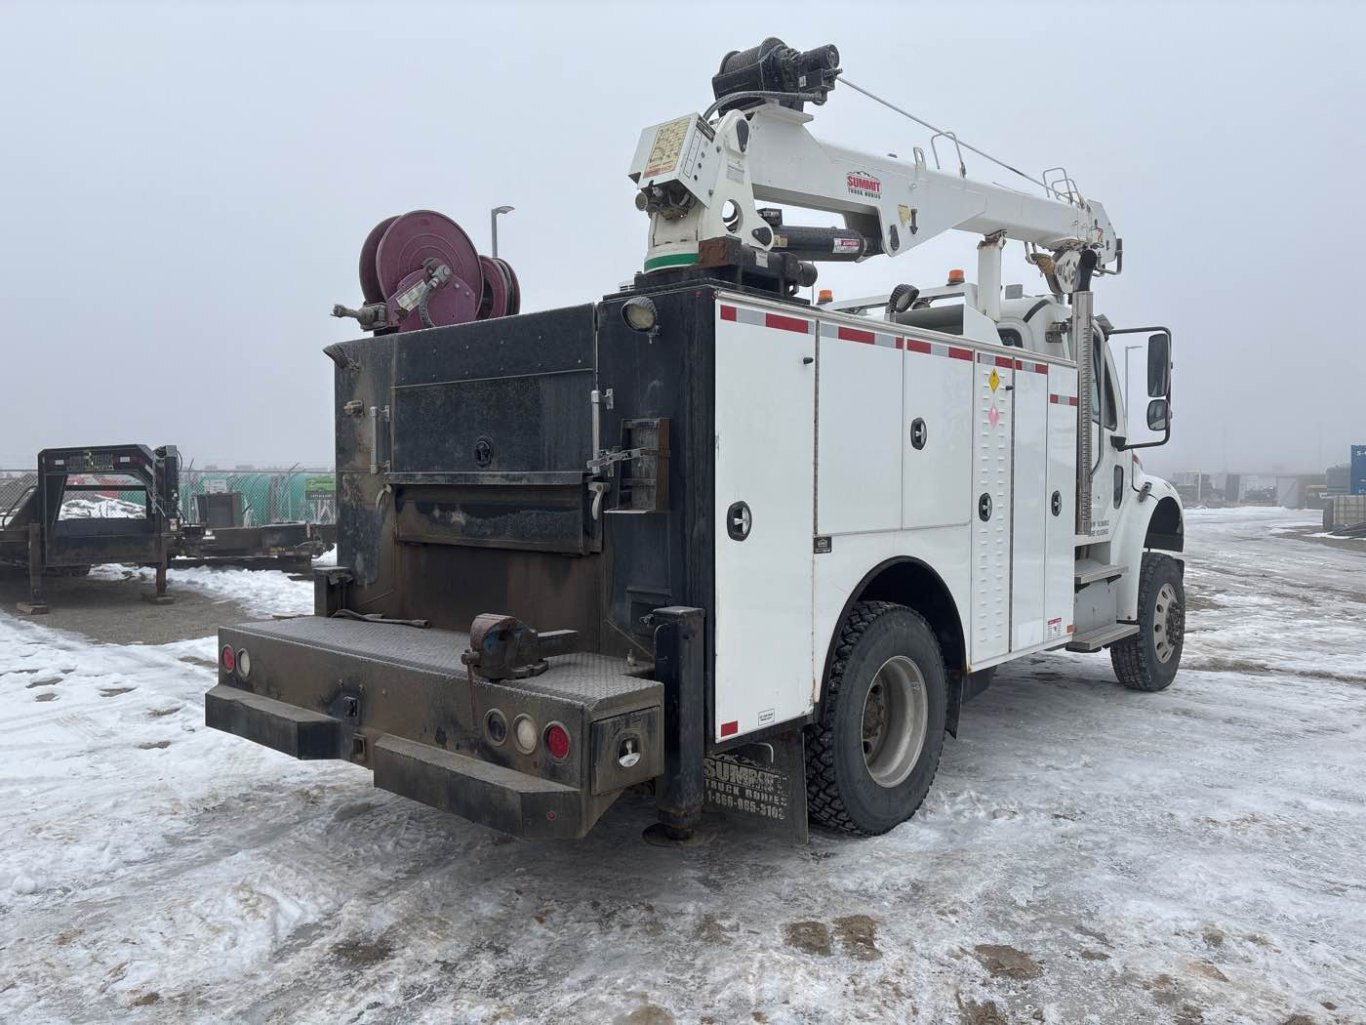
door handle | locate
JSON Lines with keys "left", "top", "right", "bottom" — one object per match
{"left": 726, "top": 501, "right": 752, "bottom": 541}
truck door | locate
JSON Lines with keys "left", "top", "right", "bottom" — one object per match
{"left": 903, "top": 340, "right": 973, "bottom": 530}
{"left": 713, "top": 300, "right": 816, "bottom": 742}
{"left": 1010, "top": 358, "right": 1049, "bottom": 650}
{"left": 817, "top": 322, "right": 902, "bottom": 535}
{"left": 1087, "top": 340, "right": 1123, "bottom": 537}
{"left": 971, "top": 354, "right": 1014, "bottom": 663}
{"left": 1045, "top": 366, "right": 1079, "bottom": 642}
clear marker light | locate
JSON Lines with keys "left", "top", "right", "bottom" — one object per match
{"left": 513, "top": 715, "right": 538, "bottom": 754}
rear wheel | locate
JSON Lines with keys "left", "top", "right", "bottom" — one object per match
{"left": 1111, "top": 553, "right": 1185, "bottom": 692}
{"left": 806, "top": 601, "right": 948, "bottom": 835}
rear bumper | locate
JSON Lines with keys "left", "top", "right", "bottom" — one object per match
{"left": 206, "top": 685, "right": 341, "bottom": 758}
{"left": 206, "top": 686, "right": 586, "bottom": 836}
{"left": 207, "top": 617, "right": 663, "bottom": 839}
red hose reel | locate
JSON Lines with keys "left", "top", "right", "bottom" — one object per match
{"left": 333, "top": 210, "right": 520, "bottom": 333}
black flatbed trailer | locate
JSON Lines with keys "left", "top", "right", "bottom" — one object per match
{"left": 177, "top": 522, "right": 331, "bottom": 570}
{"left": 0, "top": 444, "right": 180, "bottom": 611}
{"left": 1, "top": 445, "right": 334, "bottom": 610}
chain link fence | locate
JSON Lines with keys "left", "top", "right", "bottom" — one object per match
{"left": 178, "top": 466, "right": 336, "bottom": 526}
{"left": 0, "top": 470, "right": 38, "bottom": 526}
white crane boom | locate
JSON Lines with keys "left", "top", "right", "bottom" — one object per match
{"left": 628, "top": 49, "right": 1118, "bottom": 306}
{"left": 746, "top": 106, "right": 1116, "bottom": 260}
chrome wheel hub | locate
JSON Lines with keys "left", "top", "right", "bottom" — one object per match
{"left": 1153, "top": 581, "right": 1183, "bottom": 664}
{"left": 860, "top": 655, "right": 929, "bottom": 788}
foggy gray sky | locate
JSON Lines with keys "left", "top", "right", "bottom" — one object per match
{"left": 2, "top": 0, "right": 1363, "bottom": 475}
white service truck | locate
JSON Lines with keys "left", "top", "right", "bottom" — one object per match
{"left": 207, "top": 38, "right": 1185, "bottom": 841}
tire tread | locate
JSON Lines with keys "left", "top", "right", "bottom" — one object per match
{"left": 806, "top": 601, "right": 944, "bottom": 835}
{"left": 1110, "top": 552, "right": 1182, "bottom": 692}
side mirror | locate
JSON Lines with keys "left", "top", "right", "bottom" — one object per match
{"left": 1147, "top": 398, "right": 1169, "bottom": 431}
{"left": 1147, "top": 333, "right": 1170, "bottom": 397}
{"left": 1108, "top": 325, "right": 1174, "bottom": 450}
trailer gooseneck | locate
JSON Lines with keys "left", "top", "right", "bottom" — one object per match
{"left": 206, "top": 38, "right": 1186, "bottom": 841}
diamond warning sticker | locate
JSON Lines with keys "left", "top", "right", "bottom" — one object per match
{"left": 988, "top": 406, "right": 1001, "bottom": 428}
{"left": 989, "top": 368, "right": 1001, "bottom": 392}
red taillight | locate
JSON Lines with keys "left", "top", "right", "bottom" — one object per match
{"left": 544, "top": 722, "right": 571, "bottom": 761}
{"left": 220, "top": 645, "right": 236, "bottom": 672}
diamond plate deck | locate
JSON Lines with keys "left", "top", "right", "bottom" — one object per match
{"left": 234, "top": 616, "right": 654, "bottom": 705}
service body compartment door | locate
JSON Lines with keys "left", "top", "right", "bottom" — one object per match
{"left": 1010, "top": 358, "right": 1049, "bottom": 650}
{"left": 1045, "top": 367, "right": 1079, "bottom": 642}
{"left": 903, "top": 340, "right": 973, "bottom": 529}
{"left": 714, "top": 301, "right": 816, "bottom": 741}
{"left": 970, "top": 354, "right": 1014, "bottom": 663}
{"left": 817, "top": 322, "right": 902, "bottom": 535}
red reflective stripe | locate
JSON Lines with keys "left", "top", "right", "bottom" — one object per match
{"left": 948, "top": 346, "right": 973, "bottom": 361}
{"left": 1068, "top": 396, "right": 1078, "bottom": 406}
{"left": 837, "top": 326, "right": 875, "bottom": 344}
{"left": 1050, "top": 394, "right": 1061, "bottom": 404}
{"left": 765, "top": 312, "right": 809, "bottom": 334}
{"left": 905, "top": 339, "right": 932, "bottom": 354}
{"left": 720, "top": 305, "right": 737, "bottom": 322}
{"left": 995, "top": 356, "right": 1013, "bottom": 368}
{"left": 720, "top": 720, "right": 739, "bottom": 737}
{"left": 895, "top": 337, "right": 905, "bottom": 350}
{"left": 1034, "top": 363, "right": 1049, "bottom": 374}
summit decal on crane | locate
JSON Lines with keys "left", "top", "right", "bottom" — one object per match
{"left": 846, "top": 171, "right": 881, "bottom": 198}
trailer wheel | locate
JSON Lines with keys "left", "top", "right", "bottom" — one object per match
{"left": 806, "top": 601, "right": 948, "bottom": 835}
{"left": 1110, "top": 553, "right": 1185, "bottom": 692}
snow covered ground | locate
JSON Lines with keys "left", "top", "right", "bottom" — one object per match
{"left": 87, "top": 563, "right": 315, "bottom": 620}
{"left": 2, "top": 508, "right": 1363, "bottom": 1024}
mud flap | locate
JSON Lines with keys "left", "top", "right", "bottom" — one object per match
{"left": 703, "top": 729, "right": 809, "bottom": 842}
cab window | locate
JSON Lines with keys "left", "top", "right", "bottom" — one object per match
{"left": 1090, "top": 336, "right": 1118, "bottom": 429}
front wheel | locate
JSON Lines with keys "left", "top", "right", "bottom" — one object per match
{"left": 806, "top": 601, "right": 948, "bottom": 835}
{"left": 1111, "top": 553, "right": 1185, "bottom": 692}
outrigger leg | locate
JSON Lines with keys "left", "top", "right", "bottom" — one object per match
{"left": 643, "top": 606, "right": 707, "bottom": 846}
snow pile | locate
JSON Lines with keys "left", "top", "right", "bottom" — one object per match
{"left": 57, "top": 496, "right": 147, "bottom": 519}
{"left": 88, "top": 563, "right": 314, "bottom": 619}
{"left": 1, "top": 509, "right": 1364, "bottom": 1023}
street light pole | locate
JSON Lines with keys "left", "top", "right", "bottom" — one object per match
{"left": 490, "top": 205, "right": 514, "bottom": 258}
